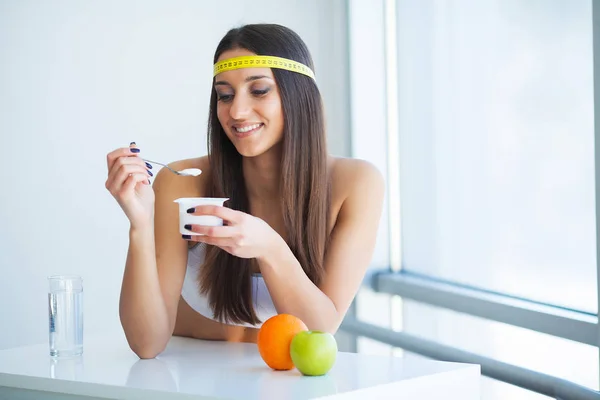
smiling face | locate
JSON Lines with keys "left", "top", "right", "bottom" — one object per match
{"left": 213, "top": 48, "right": 285, "bottom": 158}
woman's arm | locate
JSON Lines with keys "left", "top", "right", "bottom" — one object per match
{"left": 258, "top": 160, "right": 384, "bottom": 332}
{"left": 119, "top": 161, "right": 194, "bottom": 358}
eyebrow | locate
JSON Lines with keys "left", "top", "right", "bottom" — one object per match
{"left": 214, "top": 75, "right": 273, "bottom": 86}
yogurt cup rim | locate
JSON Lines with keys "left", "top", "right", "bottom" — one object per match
{"left": 173, "top": 197, "right": 229, "bottom": 203}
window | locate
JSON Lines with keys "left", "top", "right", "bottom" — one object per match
{"left": 397, "top": 0, "right": 596, "bottom": 313}
{"left": 345, "top": 1, "right": 600, "bottom": 399}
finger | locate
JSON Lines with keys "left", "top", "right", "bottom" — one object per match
{"left": 187, "top": 205, "right": 241, "bottom": 223}
{"left": 198, "top": 236, "right": 233, "bottom": 248}
{"left": 106, "top": 144, "right": 142, "bottom": 170}
{"left": 181, "top": 234, "right": 203, "bottom": 243}
{"left": 107, "top": 164, "right": 151, "bottom": 194}
{"left": 184, "top": 235, "right": 233, "bottom": 248}
{"left": 108, "top": 155, "right": 148, "bottom": 184}
{"left": 107, "top": 157, "right": 150, "bottom": 188}
{"left": 107, "top": 162, "right": 148, "bottom": 190}
{"left": 121, "top": 172, "right": 151, "bottom": 195}
{"left": 184, "top": 225, "right": 236, "bottom": 237}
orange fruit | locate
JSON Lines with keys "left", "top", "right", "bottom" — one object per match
{"left": 257, "top": 314, "right": 308, "bottom": 370}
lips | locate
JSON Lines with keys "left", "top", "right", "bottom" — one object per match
{"left": 232, "top": 123, "right": 263, "bottom": 138}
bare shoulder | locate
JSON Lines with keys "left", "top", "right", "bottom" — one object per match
{"left": 329, "top": 156, "right": 385, "bottom": 205}
{"left": 153, "top": 156, "right": 211, "bottom": 201}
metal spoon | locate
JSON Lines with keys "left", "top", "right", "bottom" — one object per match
{"left": 142, "top": 159, "right": 202, "bottom": 177}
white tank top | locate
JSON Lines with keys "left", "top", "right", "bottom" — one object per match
{"left": 181, "top": 243, "right": 277, "bottom": 328}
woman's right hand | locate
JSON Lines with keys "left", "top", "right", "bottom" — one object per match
{"left": 105, "top": 143, "right": 155, "bottom": 228}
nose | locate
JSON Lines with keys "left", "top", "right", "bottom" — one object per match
{"left": 229, "top": 93, "right": 252, "bottom": 120}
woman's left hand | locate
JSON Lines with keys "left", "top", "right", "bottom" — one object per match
{"left": 183, "top": 205, "right": 279, "bottom": 259}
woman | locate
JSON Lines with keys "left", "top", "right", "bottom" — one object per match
{"left": 105, "top": 24, "right": 384, "bottom": 359}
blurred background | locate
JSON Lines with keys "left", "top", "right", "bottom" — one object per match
{"left": 0, "top": 1, "right": 597, "bottom": 399}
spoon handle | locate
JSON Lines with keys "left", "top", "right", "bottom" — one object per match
{"left": 142, "top": 158, "right": 166, "bottom": 168}
{"left": 142, "top": 158, "right": 182, "bottom": 175}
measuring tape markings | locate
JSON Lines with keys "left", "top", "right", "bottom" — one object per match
{"left": 213, "top": 55, "right": 315, "bottom": 80}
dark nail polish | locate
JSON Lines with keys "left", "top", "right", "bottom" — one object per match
{"left": 182, "top": 234, "right": 191, "bottom": 240}
{"left": 130, "top": 148, "right": 140, "bottom": 153}
{"left": 147, "top": 170, "right": 153, "bottom": 177}
{"left": 187, "top": 207, "right": 195, "bottom": 214}
{"left": 184, "top": 224, "right": 192, "bottom": 231}
{"left": 130, "top": 142, "right": 136, "bottom": 145}
{"left": 145, "top": 162, "right": 153, "bottom": 169}
{"left": 148, "top": 179, "right": 152, "bottom": 185}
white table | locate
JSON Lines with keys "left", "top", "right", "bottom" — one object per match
{"left": 0, "top": 332, "right": 480, "bottom": 399}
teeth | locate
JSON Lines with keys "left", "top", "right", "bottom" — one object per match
{"left": 235, "top": 123, "right": 261, "bottom": 133}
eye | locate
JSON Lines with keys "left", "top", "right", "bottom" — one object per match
{"left": 252, "top": 88, "right": 271, "bottom": 97}
{"left": 217, "top": 94, "right": 233, "bottom": 103}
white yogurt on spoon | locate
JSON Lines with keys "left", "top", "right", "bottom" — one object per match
{"left": 178, "top": 168, "right": 202, "bottom": 177}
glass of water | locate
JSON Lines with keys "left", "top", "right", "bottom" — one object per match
{"left": 48, "top": 275, "right": 83, "bottom": 357}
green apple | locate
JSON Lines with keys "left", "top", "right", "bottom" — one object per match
{"left": 290, "top": 330, "right": 338, "bottom": 376}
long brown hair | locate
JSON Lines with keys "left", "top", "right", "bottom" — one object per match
{"left": 198, "top": 24, "right": 330, "bottom": 325}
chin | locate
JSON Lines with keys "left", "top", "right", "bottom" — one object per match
{"left": 235, "top": 146, "right": 268, "bottom": 158}
{"left": 232, "top": 139, "right": 282, "bottom": 159}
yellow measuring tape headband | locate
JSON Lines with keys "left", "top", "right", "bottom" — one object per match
{"left": 213, "top": 55, "right": 315, "bottom": 80}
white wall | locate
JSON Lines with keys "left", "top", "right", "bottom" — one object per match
{"left": 0, "top": 0, "right": 349, "bottom": 350}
